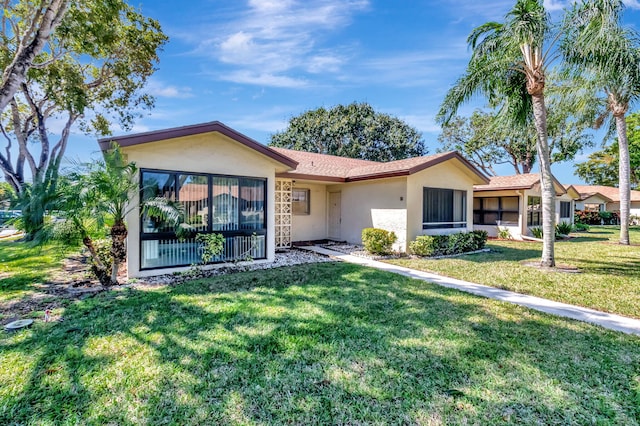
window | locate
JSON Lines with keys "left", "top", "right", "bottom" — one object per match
{"left": 140, "top": 169, "right": 267, "bottom": 270}
{"left": 560, "top": 201, "right": 572, "bottom": 219}
{"left": 584, "top": 203, "right": 603, "bottom": 212}
{"left": 473, "top": 196, "right": 519, "bottom": 225}
{"left": 527, "top": 196, "right": 542, "bottom": 226}
{"left": 292, "top": 188, "right": 310, "bottom": 215}
{"left": 422, "top": 187, "right": 467, "bottom": 229}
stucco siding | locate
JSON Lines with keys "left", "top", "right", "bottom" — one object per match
{"left": 291, "top": 182, "right": 327, "bottom": 242}
{"left": 407, "top": 161, "right": 476, "bottom": 245}
{"left": 121, "top": 131, "right": 281, "bottom": 277}
{"left": 327, "top": 178, "right": 408, "bottom": 251}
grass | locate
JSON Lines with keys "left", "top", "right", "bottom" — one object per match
{"left": 388, "top": 226, "right": 640, "bottom": 319}
{"left": 1, "top": 262, "right": 639, "bottom": 424}
{"left": 0, "top": 238, "right": 69, "bottom": 311}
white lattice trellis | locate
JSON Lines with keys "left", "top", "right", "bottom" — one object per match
{"left": 275, "top": 179, "right": 292, "bottom": 248}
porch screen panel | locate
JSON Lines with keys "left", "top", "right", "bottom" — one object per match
{"left": 178, "top": 174, "right": 209, "bottom": 233}
{"left": 212, "top": 177, "right": 239, "bottom": 231}
{"left": 240, "top": 178, "right": 266, "bottom": 230}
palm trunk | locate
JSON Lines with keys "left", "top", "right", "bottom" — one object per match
{"left": 83, "top": 235, "right": 110, "bottom": 286}
{"left": 615, "top": 113, "right": 631, "bottom": 245}
{"left": 531, "top": 93, "right": 555, "bottom": 267}
{"left": 110, "top": 222, "right": 128, "bottom": 285}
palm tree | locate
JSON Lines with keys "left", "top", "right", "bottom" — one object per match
{"left": 564, "top": 0, "right": 640, "bottom": 245}
{"left": 86, "top": 147, "right": 138, "bottom": 284}
{"left": 438, "top": 0, "right": 557, "bottom": 266}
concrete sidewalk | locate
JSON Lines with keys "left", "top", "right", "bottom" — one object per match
{"left": 301, "top": 246, "right": 640, "bottom": 336}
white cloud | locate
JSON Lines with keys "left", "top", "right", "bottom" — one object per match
{"left": 219, "top": 71, "right": 308, "bottom": 88}
{"left": 543, "top": 0, "right": 566, "bottom": 12}
{"left": 199, "top": 0, "right": 369, "bottom": 87}
{"left": 623, "top": 0, "right": 640, "bottom": 9}
{"left": 145, "top": 79, "right": 194, "bottom": 99}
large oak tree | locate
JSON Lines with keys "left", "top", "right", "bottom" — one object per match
{"left": 269, "top": 102, "right": 426, "bottom": 162}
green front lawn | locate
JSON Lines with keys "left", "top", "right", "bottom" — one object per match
{"left": 389, "top": 226, "right": 640, "bottom": 319}
{"left": 0, "top": 239, "right": 69, "bottom": 310}
{"left": 2, "top": 262, "right": 639, "bottom": 424}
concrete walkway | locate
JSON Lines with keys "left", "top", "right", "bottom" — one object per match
{"left": 301, "top": 246, "right": 640, "bottom": 336}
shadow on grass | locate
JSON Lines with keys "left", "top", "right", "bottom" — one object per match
{"left": 1, "top": 262, "right": 639, "bottom": 424}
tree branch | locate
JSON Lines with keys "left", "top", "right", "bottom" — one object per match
{"left": 0, "top": 0, "right": 70, "bottom": 112}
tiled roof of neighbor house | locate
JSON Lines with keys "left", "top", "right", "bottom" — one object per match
{"left": 98, "top": 121, "right": 298, "bottom": 169}
{"left": 474, "top": 173, "right": 566, "bottom": 193}
{"left": 271, "top": 147, "right": 489, "bottom": 183}
{"left": 178, "top": 183, "right": 264, "bottom": 202}
{"left": 568, "top": 184, "right": 640, "bottom": 202}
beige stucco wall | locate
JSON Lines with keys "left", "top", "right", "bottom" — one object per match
{"left": 291, "top": 181, "right": 327, "bottom": 242}
{"left": 406, "top": 161, "right": 478, "bottom": 248}
{"left": 121, "top": 131, "right": 284, "bottom": 278}
{"left": 327, "top": 177, "right": 408, "bottom": 251}
{"left": 575, "top": 194, "right": 608, "bottom": 211}
{"left": 606, "top": 201, "right": 640, "bottom": 216}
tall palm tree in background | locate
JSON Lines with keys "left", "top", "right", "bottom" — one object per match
{"left": 438, "top": 0, "right": 557, "bottom": 266}
{"left": 564, "top": 0, "right": 640, "bottom": 245}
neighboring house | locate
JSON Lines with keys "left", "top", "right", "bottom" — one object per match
{"left": 98, "top": 121, "right": 488, "bottom": 278}
{"left": 568, "top": 184, "right": 640, "bottom": 216}
{"left": 473, "top": 174, "right": 576, "bottom": 239}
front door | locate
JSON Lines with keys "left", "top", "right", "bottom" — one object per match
{"left": 328, "top": 192, "right": 341, "bottom": 240}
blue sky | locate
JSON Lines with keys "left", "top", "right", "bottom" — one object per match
{"left": 66, "top": 0, "right": 640, "bottom": 183}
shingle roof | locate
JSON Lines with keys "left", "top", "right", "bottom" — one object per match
{"left": 269, "top": 147, "right": 377, "bottom": 181}
{"left": 568, "top": 184, "right": 640, "bottom": 202}
{"left": 271, "top": 147, "right": 488, "bottom": 183}
{"left": 473, "top": 173, "right": 543, "bottom": 191}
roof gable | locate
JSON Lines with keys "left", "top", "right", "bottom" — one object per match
{"left": 475, "top": 173, "right": 566, "bottom": 195}
{"left": 98, "top": 121, "right": 298, "bottom": 169}
{"left": 567, "top": 184, "right": 640, "bottom": 202}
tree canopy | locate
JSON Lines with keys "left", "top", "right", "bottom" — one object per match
{"left": 575, "top": 112, "right": 640, "bottom": 188}
{"left": 0, "top": 0, "right": 167, "bottom": 194}
{"left": 269, "top": 102, "right": 426, "bottom": 162}
{"left": 438, "top": 92, "right": 593, "bottom": 176}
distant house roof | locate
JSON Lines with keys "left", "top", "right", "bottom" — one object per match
{"left": 474, "top": 173, "right": 566, "bottom": 194}
{"left": 567, "top": 184, "right": 640, "bottom": 202}
{"left": 271, "top": 147, "right": 489, "bottom": 184}
{"left": 98, "top": 121, "right": 298, "bottom": 169}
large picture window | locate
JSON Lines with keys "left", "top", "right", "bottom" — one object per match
{"left": 422, "top": 187, "right": 467, "bottom": 229}
{"left": 473, "top": 196, "right": 519, "bottom": 225}
{"left": 527, "top": 196, "right": 542, "bottom": 227}
{"left": 140, "top": 169, "right": 267, "bottom": 270}
{"left": 560, "top": 201, "right": 572, "bottom": 219}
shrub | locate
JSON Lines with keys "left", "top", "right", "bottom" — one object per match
{"left": 362, "top": 228, "right": 397, "bottom": 255}
{"left": 530, "top": 227, "right": 544, "bottom": 239}
{"left": 409, "top": 231, "right": 487, "bottom": 257}
{"left": 196, "top": 233, "right": 225, "bottom": 264}
{"left": 497, "top": 227, "right": 512, "bottom": 240}
{"left": 574, "top": 222, "right": 590, "bottom": 232}
{"left": 555, "top": 222, "right": 573, "bottom": 235}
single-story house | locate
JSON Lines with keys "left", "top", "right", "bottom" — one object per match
{"left": 473, "top": 174, "right": 577, "bottom": 239}
{"left": 98, "top": 121, "right": 488, "bottom": 278}
{"left": 568, "top": 184, "right": 640, "bottom": 216}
